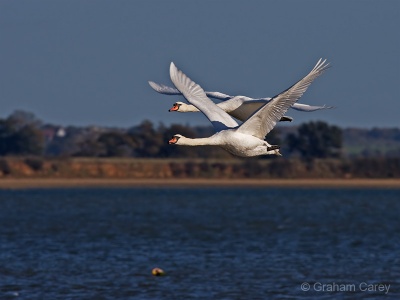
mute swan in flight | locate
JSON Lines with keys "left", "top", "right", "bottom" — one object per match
{"left": 149, "top": 78, "right": 333, "bottom": 123}
{"left": 168, "top": 59, "right": 330, "bottom": 157}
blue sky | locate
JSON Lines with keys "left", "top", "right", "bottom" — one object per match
{"left": 0, "top": 0, "right": 399, "bottom": 128}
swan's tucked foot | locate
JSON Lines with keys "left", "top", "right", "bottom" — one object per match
{"left": 280, "top": 116, "right": 293, "bottom": 122}
{"left": 267, "top": 145, "right": 280, "bottom": 151}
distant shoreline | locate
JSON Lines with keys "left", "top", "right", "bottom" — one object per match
{"left": 0, "top": 178, "right": 399, "bottom": 189}
{"left": 1, "top": 157, "right": 399, "bottom": 184}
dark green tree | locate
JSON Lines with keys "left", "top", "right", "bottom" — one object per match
{"left": 97, "top": 131, "right": 137, "bottom": 157}
{"left": 129, "top": 120, "right": 164, "bottom": 157}
{"left": 73, "top": 136, "right": 105, "bottom": 157}
{"left": 286, "top": 121, "right": 342, "bottom": 160}
{"left": 0, "top": 119, "right": 16, "bottom": 155}
{"left": 14, "top": 124, "right": 45, "bottom": 155}
{"left": 7, "top": 110, "right": 42, "bottom": 129}
{"left": 0, "top": 114, "right": 45, "bottom": 156}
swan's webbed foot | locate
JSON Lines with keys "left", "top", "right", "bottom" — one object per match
{"left": 267, "top": 145, "right": 280, "bottom": 151}
{"left": 279, "top": 116, "right": 293, "bottom": 122}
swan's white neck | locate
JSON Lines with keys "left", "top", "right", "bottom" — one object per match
{"left": 179, "top": 104, "right": 199, "bottom": 112}
{"left": 178, "top": 136, "right": 218, "bottom": 146}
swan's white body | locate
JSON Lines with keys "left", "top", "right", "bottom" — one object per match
{"left": 168, "top": 59, "right": 330, "bottom": 157}
{"left": 172, "top": 132, "right": 279, "bottom": 157}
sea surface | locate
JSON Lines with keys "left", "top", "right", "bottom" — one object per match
{"left": 0, "top": 187, "right": 399, "bottom": 299}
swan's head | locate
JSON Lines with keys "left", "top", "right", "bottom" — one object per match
{"left": 169, "top": 102, "right": 186, "bottom": 112}
{"left": 168, "top": 134, "right": 184, "bottom": 144}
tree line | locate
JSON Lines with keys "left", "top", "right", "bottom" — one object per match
{"left": 0, "top": 110, "right": 352, "bottom": 160}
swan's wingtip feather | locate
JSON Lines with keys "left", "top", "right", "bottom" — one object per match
{"left": 169, "top": 62, "right": 177, "bottom": 73}
{"left": 169, "top": 62, "right": 179, "bottom": 79}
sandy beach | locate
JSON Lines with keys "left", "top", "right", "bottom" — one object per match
{"left": 0, "top": 178, "right": 399, "bottom": 189}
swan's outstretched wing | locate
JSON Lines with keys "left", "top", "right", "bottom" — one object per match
{"left": 149, "top": 81, "right": 233, "bottom": 100}
{"left": 205, "top": 91, "right": 233, "bottom": 100}
{"left": 241, "top": 96, "right": 333, "bottom": 112}
{"left": 228, "top": 98, "right": 333, "bottom": 121}
{"left": 237, "top": 59, "right": 330, "bottom": 139}
{"left": 148, "top": 81, "right": 182, "bottom": 95}
{"left": 169, "top": 62, "right": 239, "bottom": 132}
{"left": 291, "top": 103, "right": 334, "bottom": 111}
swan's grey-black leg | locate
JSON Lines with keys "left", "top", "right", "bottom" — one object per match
{"left": 267, "top": 145, "right": 280, "bottom": 151}
{"left": 279, "top": 116, "right": 293, "bottom": 122}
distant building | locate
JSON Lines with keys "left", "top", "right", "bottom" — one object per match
{"left": 56, "top": 127, "right": 66, "bottom": 138}
{"left": 41, "top": 126, "right": 66, "bottom": 143}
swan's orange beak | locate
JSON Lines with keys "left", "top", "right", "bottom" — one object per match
{"left": 169, "top": 104, "right": 179, "bottom": 112}
{"left": 169, "top": 137, "right": 178, "bottom": 144}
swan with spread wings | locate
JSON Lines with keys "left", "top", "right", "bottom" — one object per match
{"left": 167, "top": 59, "right": 330, "bottom": 157}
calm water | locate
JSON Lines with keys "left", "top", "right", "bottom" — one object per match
{"left": 0, "top": 187, "right": 399, "bottom": 299}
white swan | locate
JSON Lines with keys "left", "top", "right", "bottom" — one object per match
{"left": 167, "top": 98, "right": 294, "bottom": 122}
{"left": 168, "top": 59, "right": 330, "bottom": 157}
{"left": 149, "top": 79, "right": 333, "bottom": 123}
